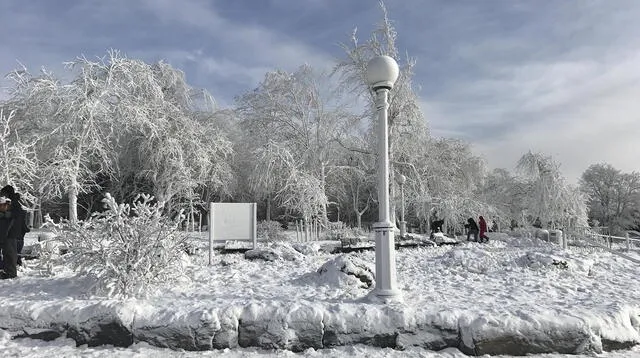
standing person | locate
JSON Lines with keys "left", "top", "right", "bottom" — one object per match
{"left": 533, "top": 217, "right": 542, "bottom": 229}
{"left": 478, "top": 216, "right": 489, "bottom": 243}
{"left": 490, "top": 220, "right": 498, "bottom": 233}
{"left": 465, "top": 217, "right": 479, "bottom": 242}
{"left": 12, "top": 192, "right": 29, "bottom": 265}
{"left": 0, "top": 196, "right": 18, "bottom": 279}
{"left": 0, "top": 185, "right": 28, "bottom": 268}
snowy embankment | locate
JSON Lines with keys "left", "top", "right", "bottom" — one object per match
{"left": 0, "top": 232, "right": 639, "bottom": 356}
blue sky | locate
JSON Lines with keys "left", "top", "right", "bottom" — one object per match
{"left": 2, "top": 0, "right": 640, "bottom": 182}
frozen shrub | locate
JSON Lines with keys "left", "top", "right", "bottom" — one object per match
{"left": 346, "top": 226, "right": 366, "bottom": 238}
{"left": 324, "top": 221, "right": 348, "bottom": 240}
{"left": 52, "top": 193, "right": 191, "bottom": 298}
{"left": 325, "top": 222, "right": 365, "bottom": 240}
{"left": 257, "top": 220, "right": 287, "bottom": 241}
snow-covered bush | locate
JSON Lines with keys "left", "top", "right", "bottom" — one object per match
{"left": 324, "top": 221, "right": 347, "bottom": 240}
{"left": 52, "top": 193, "right": 191, "bottom": 298}
{"left": 324, "top": 221, "right": 366, "bottom": 240}
{"left": 257, "top": 220, "right": 287, "bottom": 241}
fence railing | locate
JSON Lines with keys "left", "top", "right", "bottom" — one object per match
{"left": 565, "top": 228, "right": 640, "bottom": 264}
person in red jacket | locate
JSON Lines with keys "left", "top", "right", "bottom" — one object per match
{"left": 478, "top": 216, "right": 489, "bottom": 243}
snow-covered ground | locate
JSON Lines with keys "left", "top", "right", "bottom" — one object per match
{"left": 1, "top": 231, "right": 639, "bottom": 356}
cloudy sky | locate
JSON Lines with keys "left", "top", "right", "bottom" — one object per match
{"left": 1, "top": 0, "right": 640, "bottom": 182}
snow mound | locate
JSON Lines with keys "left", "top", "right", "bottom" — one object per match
{"left": 297, "top": 254, "right": 375, "bottom": 289}
{"left": 244, "top": 249, "right": 279, "bottom": 261}
{"left": 432, "top": 232, "right": 457, "bottom": 244}
{"left": 438, "top": 247, "right": 498, "bottom": 274}
{"left": 513, "top": 250, "right": 595, "bottom": 274}
{"left": 244, "top": 243, "right": 305, "bottom": 262}
{"left": 504, "top": 236, "right": 551, "bottom": 248}
{"left": 292, "top": 242, "right": 321, "bottom": 256}
{"left": 486, "top": 232, "right": 509, "bottom": 241}
{"left": 271, "top": 242, "right": 306, "bottom": 261}
{"left": 515, "top": 251, "right": 570, "bottom": 269}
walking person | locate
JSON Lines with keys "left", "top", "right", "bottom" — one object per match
{"left": 465, "top": 217, "right": 479, "bottom": 242}
{"left": 478, "top": 216, "right": 489, "bottom": 243}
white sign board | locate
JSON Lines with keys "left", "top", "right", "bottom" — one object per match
{"left": 208, "top": 203, "right": 257, "bottom": 265}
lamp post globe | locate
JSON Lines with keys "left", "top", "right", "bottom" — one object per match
{"left": 366, "top": 55, "right": 400, "bottom": 90}
{"left": 367, "top": 55, "right": 401, "bottom": 302}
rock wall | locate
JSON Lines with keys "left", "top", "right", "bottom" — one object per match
{"left": 2, "top": 300, "right": 639, "bottom": 355}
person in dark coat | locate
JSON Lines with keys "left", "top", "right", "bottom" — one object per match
{"left": 465, "top": 217, "right": 479, "bottom": 242}
{"left": 478, "top": 216, "right": 489, "bottom": 243}
{"left": 533, "top": 217, "right": 542, "bottom": 229}
{"left": 11, "top": 193, "right": 29, "bottom": 265}
{"left": 0, "top": 185, "right": 28, "bottom": 269}
{"left": 431, "top": 219, "right": 444, "bottom": 233}
{"left": 490, "top": 220, "right": 498, "bottom": 232}
{"left": 0, "top": 196, "right": 19, "bottom": 279}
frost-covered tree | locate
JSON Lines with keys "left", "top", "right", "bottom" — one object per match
{"left": 478, "top": 168, "right": 528, "bottom": 227}
{"left": 248, "top": 140, "right": 328, "bottom": 226}
{"left": 0, "top": 109, "right": 37, "bottom": 204}
{"left": 517, "top": 151, "right": 587, "bottom": 228}
{"left": 580, "top": 163, "right": 640, "bottom": 233}
{"left": 399, "top": 136, "right": 486, "bottom": 232}
{"left": 96, "top": 54, "right": 234, "bottom": 210}
{"left": 6, "top": 62, "right": 116, "bottom": 223}
{"left": 277, "top": 170, "right": 328, "bottom": 224}
{"left": 334, "top": 1, "right": 426, "bottom": 223}
{"left": 332, "top": 138, "right": 376, "bottom": 228}
{"left": 237, "top": 65, "right": 347, "bottom": 223}
{"left": 6, "top": 51, "right": 234, "bottom": 220}
{"left": 250, "top": 141, "right": 297, "bottom": 221}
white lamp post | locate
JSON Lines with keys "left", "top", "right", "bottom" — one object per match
{"left": 398, "top": 174, "right": 407, "bottom": 238}
{"left": 366, "top": 55, "right": 401, "bottom": 301}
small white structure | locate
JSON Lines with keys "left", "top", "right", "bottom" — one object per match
{"left": 208, "top": 203, "right": 257, "bottom": 265}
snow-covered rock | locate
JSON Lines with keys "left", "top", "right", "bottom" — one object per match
{"left": 244, "top": 249, "right": 278, "bottom": 261}
{"left": 311, "top": 254, "right": 375, "bottom": 289}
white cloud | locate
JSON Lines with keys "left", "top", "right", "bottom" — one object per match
{"left": 470, "top": 50, "right": 640, "bottom": 182}
{"left": 138, "top": 0, "right": 334, "bottom": 74}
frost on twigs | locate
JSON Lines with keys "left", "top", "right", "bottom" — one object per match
{"left": 53, "top": 193, "right": 191, "bottom": 298}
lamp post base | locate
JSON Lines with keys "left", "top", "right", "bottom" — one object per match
{"left": 372, "top": 221, "right": 401, "bottom": 301}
